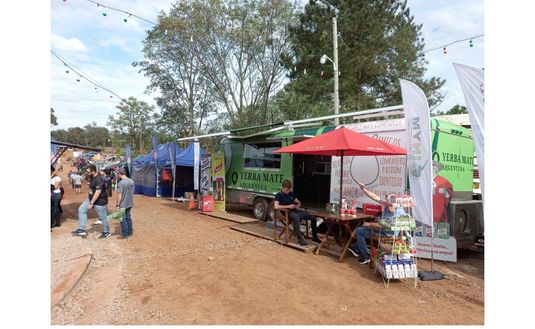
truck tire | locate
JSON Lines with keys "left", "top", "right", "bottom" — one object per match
{"left": 267, "top": 200, "right": 275, "bottom": 222}
{"left": 253, "top": 198, "right": 269, "bottom": 221}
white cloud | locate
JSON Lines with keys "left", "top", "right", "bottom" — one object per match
{"left": 51, "top": 34, "right": 87, "bottom": 52}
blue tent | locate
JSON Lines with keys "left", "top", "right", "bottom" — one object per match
{"left": 132, "top": 142, "right": 204, "bottom": 197}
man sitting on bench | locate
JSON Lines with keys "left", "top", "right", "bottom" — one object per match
{"left": 274, "top": 180, "right": 321, "bottom": 246}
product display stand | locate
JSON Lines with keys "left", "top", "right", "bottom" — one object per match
{"left": 371, "top": 195, "right": 418, "bottom": 289}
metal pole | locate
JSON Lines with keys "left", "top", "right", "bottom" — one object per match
{"left": 339, "top": 151, "right": 344, "bottom": 213}
{"left": 333, "top": 17, "right": 340, "bottom": 125}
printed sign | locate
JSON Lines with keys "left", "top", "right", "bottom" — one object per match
{"left": 414, "top": 236, "right": 457, "bottom": 262}
{"left": 224, "top": 140, "right": 292, "bottom": 194}
{"left": 200, "top": 155, "right": 211, "bottom": 196}
{"left": 329, "top": 120, "right": 407, "bottom": 206}
{"left": 211, "top": 152, "right": 226, "bottom": 212}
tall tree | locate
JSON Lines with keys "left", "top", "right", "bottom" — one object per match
{"left": 134, "top": 5, "right": 217, "bottom": 137}
{"left": 107, "top": 97, "right": 155, "bottom": 154}
{"left": 135, "top": 0, "right": 296, "bottom": 133}
{"left": 278, "top": 0, "right": 445, "bottom": 120}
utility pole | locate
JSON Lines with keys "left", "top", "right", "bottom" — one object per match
{"left": 333, "top": 17, "right": 340, "bottom": 125}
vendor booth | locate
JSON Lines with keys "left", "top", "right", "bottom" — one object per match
{"left": 132, "top": 142, "right": 205, "bottom": 197}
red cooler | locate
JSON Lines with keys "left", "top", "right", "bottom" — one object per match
{"left": 200, "top": 195, "right": 214, "bottom": 212}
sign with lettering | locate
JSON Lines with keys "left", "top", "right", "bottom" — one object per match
{"left": 330, "top": 120, "right": 407, "bottom": 206}
{"left": 414, "top": 236, "right": 457, "bottom": 262}
{"left": 211, "top": 153, "right": 226, "bottom": 212}
{"left": 224, "top": 139, "right": 293, "bottom": 195}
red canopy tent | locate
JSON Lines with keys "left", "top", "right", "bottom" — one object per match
{"left": 274, "top": 127, "right": 407, "bottom": 211}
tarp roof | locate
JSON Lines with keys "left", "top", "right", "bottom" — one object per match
{"left": 133, "top": 142, "right": 205, "bottom": 167}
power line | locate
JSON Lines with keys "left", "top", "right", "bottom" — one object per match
{"left": 84, "top": 0, "right": 158, "bottom": 25}
{"left": 51, "top": 50, "right": 125, "bottom": 101}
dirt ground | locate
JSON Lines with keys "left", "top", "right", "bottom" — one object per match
{"left": 51, "top": 163, "right": 484, "bottom": 325}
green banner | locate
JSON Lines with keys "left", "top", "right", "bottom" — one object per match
{"left": 431, "top": 119, "right": 474, "bottom": 192}
{"left": 224, "top": 139, "right": 293, "bottom": 195}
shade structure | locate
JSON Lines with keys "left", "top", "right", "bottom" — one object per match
{"left": 273, "top": 127, "right": 407, "bottom": 156}
{"left": 274, "top": 127, "right": 407, "bottom": 212}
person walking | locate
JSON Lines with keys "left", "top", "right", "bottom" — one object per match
{"left": 68, "top": 170, "right": 75, "bottom": 189}
{"left": 116, "top": 167, "right": 134, "bottom": 239}
{"left": 73, "top": 172, "right": 83, "bottom": 194}
{"left": 51, "top": 166, "right": 62, "bottom": 228}
{"left": 72, "top": 164, "right": 110, "bottom": 238}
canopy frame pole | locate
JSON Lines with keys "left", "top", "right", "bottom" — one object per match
{"left": 339, "top": 150, "right": 344, "bottom": 214}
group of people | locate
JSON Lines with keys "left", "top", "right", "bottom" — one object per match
{"left": 273, "top": 179, "right": 407, "bottom": 265}
{"left": 51, "top": 158, "right": 135, "bottom": 239}
{"left": 71, "top": 164, "right": 135, "bottom": 239}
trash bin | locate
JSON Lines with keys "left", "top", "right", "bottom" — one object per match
{"left": 200, "top": 195, "right": 214, "bottom": 212}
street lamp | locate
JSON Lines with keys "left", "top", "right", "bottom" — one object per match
{"left": 320, "top": 17, "right": 340, "bottom": 125}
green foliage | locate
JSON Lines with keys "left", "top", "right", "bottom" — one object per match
{"left": 135, "top": 0, "right": 296, "bottom": 135}
{"left": 50, "top": 123, "right": 110, "bottom": 148}
{"left": 432, "top": 104, "right": 468, "bottom": 116}
{"left": 277, "top": 0, "right": 445, "bottom": 120}
{"left": 107, "top": 97, "right": 155, "bottom": 154}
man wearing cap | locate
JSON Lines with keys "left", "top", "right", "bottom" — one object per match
{"left": 348, "top": 182, "right": 406, "bottom": 264}
{"left": 433, "top": 161, "right": 454, "bottom": 223}
{"left": 116, "top": 167, "right": 135, "bottom": 239}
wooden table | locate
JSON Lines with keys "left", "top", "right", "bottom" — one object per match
{"left": 308, "top": 210, "right": 375, "bottom": 262}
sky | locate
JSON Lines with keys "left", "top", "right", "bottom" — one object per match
{"left": 50, "top": 0, "right": 484, "bottom": 130}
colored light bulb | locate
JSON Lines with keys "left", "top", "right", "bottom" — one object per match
{"left": 124, "top": 18, "right": 128, "bottom": 22}
{"left": 102, "top": 12, "right": 107, "bottom": 17}
{"left": 469, "top": 40, "right": 473, "bottom": 47}
{"left": 443, "top": 47, "right": 447, "bottom": 55}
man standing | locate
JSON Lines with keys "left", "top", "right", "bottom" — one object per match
{"left": 274, "top": 179, "right": 321, "bottom": 246}
{"left": 72, "top": 164, "right": 110, "bottom": 238}
{"left": 73, "top": 172, "right": 83, "bottom": 194}
{"left": 116, "top": 167, "right": 134, "bottom": 239}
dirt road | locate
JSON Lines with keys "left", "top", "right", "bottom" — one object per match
{"left": 51, "top": 167, "right": 484, "bottom": 325}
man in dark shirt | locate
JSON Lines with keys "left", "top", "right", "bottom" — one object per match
{"left": 274, "top": 180, "right": 321, "bottom": 246}
{"left": 72, "top": 164, "right": 110, "bottom": 238}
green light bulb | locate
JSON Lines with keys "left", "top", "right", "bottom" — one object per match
{"left": 102, "top": 12, "right": 107, "bottom": 17}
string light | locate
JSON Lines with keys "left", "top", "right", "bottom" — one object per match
{"left": 84, "top": 0, "right": 158, "bottom": 25}
{"left": 443, "top": 47, "right": 447, "bottom": 55}
{"left": 102, "top": 12, "right": 107, "bottom": 17}
{"left": 422, "top": 33, "right": 483, "bottom": 56}
{"left": 51, "top": 50, "right": 124, "bottom": 101}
